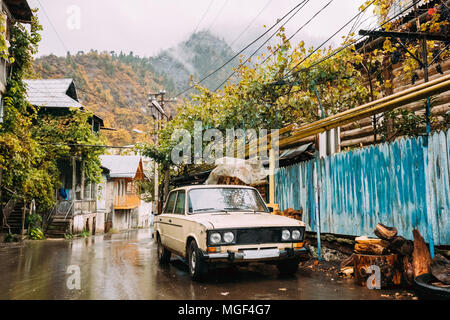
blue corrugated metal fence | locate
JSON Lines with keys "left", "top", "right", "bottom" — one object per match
{"left": 275, "top": 129, "right": 450, "bottom": 245}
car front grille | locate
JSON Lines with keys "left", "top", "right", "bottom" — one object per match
{"left": 235, "top": 227, "right": 304, "bottom": 245}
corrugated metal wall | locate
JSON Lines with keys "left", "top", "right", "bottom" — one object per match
{"left": 275, "top": 128, "right": 450, "bottom": 245}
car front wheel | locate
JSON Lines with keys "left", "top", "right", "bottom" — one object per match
{"left": 188, "top": 240, "right": 207, "bottom": 280}
{"left": 157, "top": 235, "right": 171, "bottom": 264}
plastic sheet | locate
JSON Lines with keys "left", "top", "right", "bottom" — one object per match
{"left": 205, "top": 157, "right": 268, "bottom": 185}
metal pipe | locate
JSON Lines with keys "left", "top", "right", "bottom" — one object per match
{"left": 243, "top": 74, "right": 450, "bottom": 156}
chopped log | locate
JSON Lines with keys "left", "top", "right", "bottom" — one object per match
{"left": 354, "top": 253, "right": 402, "bottom": 287}
{"left": 339, "top": 266, "right": 354, "bottom": 277}
{"left": 355, "top": 236, "right": 390, "bottom": 247}
{"left": 374, "top": 223, "right": 398, "bottom": 240}
{"left": 389, "top": 236, "right": 414, "bottom": 256}
{"left": 430, "top": 254, "right": 450, "bottom": 285}
{"left": 412, "top": 229, "right": 432, "bottom": 278}
{"left": 354, "top": 243, "right": 389, "bottom": 255}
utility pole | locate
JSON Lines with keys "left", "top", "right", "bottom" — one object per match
{"left": 148, "top": 90, "right": 176, "bottom": 214}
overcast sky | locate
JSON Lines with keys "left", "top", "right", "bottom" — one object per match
{"left": 27, "top": 0, "right": 377, "bottom": 58}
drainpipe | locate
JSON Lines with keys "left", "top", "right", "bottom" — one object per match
{"left": 424, "top": 96, "right": 435, "bottom": 258}
{"left": 311, "top": 81, "right": 323, "bottom": 261}
{"left": 314, "top": 157, "right": 322, "bottom": 261}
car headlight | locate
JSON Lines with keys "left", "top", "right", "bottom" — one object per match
{"left": 223, "top": 232, "right": 235, "bottom": 243}
{"left": 292, "top": 229, "right": 301, "bottom": 240}
{"left": 281, "top": 229, "right": 291, "bottom": 241}
{"left": 210, "top": 232, "right": 222, "bottom": 244}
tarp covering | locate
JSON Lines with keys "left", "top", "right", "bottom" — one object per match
{"left": 205, "top": 157, "right": 268, "bottom": 185}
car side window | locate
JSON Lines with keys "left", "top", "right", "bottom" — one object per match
{"left": 165, "top": 191, "right": 177, "bottom": 213}
{"left": 174, "top": 191, "right": 185, "bottom": 215}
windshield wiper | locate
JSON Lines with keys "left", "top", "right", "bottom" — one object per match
{"left": 224, "top": 207, "right": 263, "bottom": 213}
{"left": 193, "top": 208, "right": 229, "bottom": 213}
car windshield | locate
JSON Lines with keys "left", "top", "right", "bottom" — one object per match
{"left": 188, "top": 188, "right": 268, "bottom": 214}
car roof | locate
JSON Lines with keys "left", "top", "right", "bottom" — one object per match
{"left": 170, "top": 185, "right": 256, "bottom": 193}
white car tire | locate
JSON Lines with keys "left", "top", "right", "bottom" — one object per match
{"left": 188, "top": 240, "right": 207, "bottom": 280}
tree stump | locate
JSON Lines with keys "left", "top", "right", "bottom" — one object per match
{"left": 354, "top": 243, "right": 389, "bottom": 255}
{"left": 402, "top": 255, "right": 414, "bottom": 286}
{"left": 354, "top": 253, "right": 402, "bottom": 288}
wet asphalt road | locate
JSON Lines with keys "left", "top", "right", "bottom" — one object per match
{"left": 0, "top": 229, "right": 412, "bottom": 300}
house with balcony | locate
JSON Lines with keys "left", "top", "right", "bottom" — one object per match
{"left": 99, "top": 155, "right": 152, "bottom": 232}
{"left": 23, "top": 78, "right": 105, "bottom": 237}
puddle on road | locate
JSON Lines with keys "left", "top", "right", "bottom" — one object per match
{"left": 0, "top": 229, "right": 413, "bottom": 300}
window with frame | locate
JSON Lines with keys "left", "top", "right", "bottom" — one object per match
{"left": 174, "top": 191, "right": 185, "bottom": 215}
{"left": 164, "top": 191, "right": 177, "bottom": 213}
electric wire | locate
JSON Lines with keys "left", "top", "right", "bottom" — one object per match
{"left": 174, "top": 0, "right": 308, "bottom": 98}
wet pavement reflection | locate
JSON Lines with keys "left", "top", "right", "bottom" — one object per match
{"left": 0, "top": 229, "right": 409, "bottom": 300}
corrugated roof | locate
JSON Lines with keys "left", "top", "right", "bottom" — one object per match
{"left": 99, "top": 155, "right": 142, "bottom": 179}
{"left": 24, "top": 78, "right": 83, "bottom": 109}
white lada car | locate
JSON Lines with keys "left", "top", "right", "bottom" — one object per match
{"left": 153, "top": 185, "right": 309, "bottom": 280}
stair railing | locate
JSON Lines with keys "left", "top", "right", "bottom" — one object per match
{"left": 1, "top": 197, "right": 17, "bottom": 234}
{"left": 63, "top": 201, "right": 74, "bottom": 221}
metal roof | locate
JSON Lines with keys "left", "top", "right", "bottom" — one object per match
{"left": 4, "top": 0, "right": 33, "bottom": 22}
{"left": 99, "top": 155, "right": 142, "bottom": 179}
{"left": 24, "top": 78, "right": 84, "bottom": 109}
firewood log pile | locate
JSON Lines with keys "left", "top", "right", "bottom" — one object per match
{"left": 273, "top": 207, "right": 303, "bottom": 221}
{"left": 216, "top": 176, "right": 267, "bottom": 200}
{"left": 339, "top": 223, "right": 447, "bottom": 289}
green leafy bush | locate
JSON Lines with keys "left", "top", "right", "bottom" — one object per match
{"left": 29, "top": 227, "right": 44, "bottom": 240}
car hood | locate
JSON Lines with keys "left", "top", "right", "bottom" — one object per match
{"left": 194, "top": 212, "right": 304, "bottom": 229}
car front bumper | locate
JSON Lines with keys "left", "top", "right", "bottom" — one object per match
{"left": 200, "top": 247, "right": 310, "bottom": 263}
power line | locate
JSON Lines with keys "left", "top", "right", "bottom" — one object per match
{"left": 40, "top": 142, "right": 134, "bottom": 149}
{"left": 275, "top": 0, "right": 423, "bottom": 97}
{"left": 194, "top": 0, "right": 215, "bottom": 33}
{"left": 174, "top": 0, "right": 308, "bottom": 98}
{"left": 229, "top": 0, "right": 274, "bottom": 47}
{"left": 214, "top": 0, "right": 312, "bottom": 91}
{"left": 35, "top": 1, "right": 129, "bottom": 113}
{"left": 36, "top": 0, "right": 69, "bottom": 53}
{"left": 281, "top": 0, "right": 377, "bottom": 81}
{"left": 207, "top": 0, "right": 229, "bottom": 30}
{"left": 259, "top": 0, "right": 334, "bottom": 67}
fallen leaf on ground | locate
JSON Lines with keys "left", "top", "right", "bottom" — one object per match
{"left": 221, "top": 292, "right": 230, "bottom": 296}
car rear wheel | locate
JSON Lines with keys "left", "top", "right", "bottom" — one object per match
{"left": 277, "top": 258, "right": 300, "bottom": 276}
{"left": 157, "top": 235, "right": 171, "bottom": 264}
{"left": 188, "top": 240, "right": 207, "bottom": 280}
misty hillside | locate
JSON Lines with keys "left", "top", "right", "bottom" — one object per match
{"left": 30, "top": 31, "right": 237, "bottom": 146}
{"left": 150, "top": 31, "right": 238, "bottom": 93}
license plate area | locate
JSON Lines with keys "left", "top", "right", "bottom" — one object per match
{"left": 243, "top": 248, "right": 280, "bottom": 259}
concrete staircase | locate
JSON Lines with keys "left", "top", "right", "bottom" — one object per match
{"left": 46, "top": 218, "right": 72, "bottom": 238}
{"left": 45, "top": 201, "right": 73, "bottom": 238}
